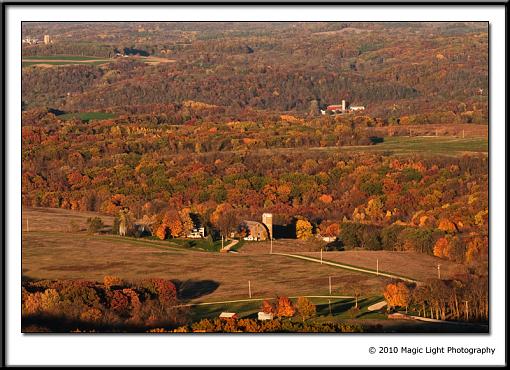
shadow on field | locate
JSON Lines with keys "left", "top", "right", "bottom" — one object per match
{"left": 22, "top": 274, "right": 37, "bottom": 283}
{"left": 173, "top": 279, "right": 220, "bottom": 301}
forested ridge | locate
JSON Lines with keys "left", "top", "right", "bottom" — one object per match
{"left": 23, "top": 22, "right": 488, "bottom": 121}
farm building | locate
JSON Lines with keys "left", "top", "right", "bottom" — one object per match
{"left": 320, "top": 99, "right": 366, "bottom": 115}
{"left": 219, "top": 312, "right": 238, "bottom": 320}
{"left": 319, "top": 235, "right": 337, "bottom": 243}
{"left": 187, "top": 227, "right": 205, "bottom": 239}
{"left": 238, "top": 213, "right": 273, "bottom": 241}
{"left": 258, "top": 312, "right": 274, "bottom": 321}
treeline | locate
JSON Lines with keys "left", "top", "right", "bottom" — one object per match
{"left": 22, "top": 42, "right": 116, "bottom": 58}
{"left": 22, "top": 276, "right": 188, "bottom": 333}
{"left": 328, "top": 222, "right": 488, "bottom": 266}
{"left": 384, "top": 273, "right": 488, "bottom": 323}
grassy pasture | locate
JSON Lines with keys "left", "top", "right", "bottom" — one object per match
{"left": 21, "top": 207, "right": 463, "bottom": 306}
{"left": 238, "top": 136, "right": 488, "bottom": 159}
{"left": 22, "top": 208, "right": 391, "bottom": 302}
{"left": 22, "top": 55, "right": 111, "bottom": 68}
{"left": 365, "top": 136, "right": 489, "bottom": 154}
{"left": 297, "top": 250, "right": 467, "bottom": 282}
{"left": 21, "top": 55, "right": 174, "bottom": 68}
{"left": 23, "top": 61, "right": 110, "bottom": 67}
{"left": 23, "top": 230, "right": 391, "bottom": 301}
{"left": 23, "top": 55, "right": 109, "bottom": 60}
{"left": 22, "top": 207, "right": 114, "bottom": 233}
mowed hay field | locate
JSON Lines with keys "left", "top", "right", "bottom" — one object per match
{"left": 22, "top": 55, "right": 176, "bottom": 68}
{"left": 242, "top": 240, "right": 467, "bottom": 282}
{"left": 22, "top": 207, "right": 114, "bottom": 232}
{"left": 22, "top": 208, "right": 390, "bottom": 302}
{"left": 297, "top": 251, "right": 468, "bottom": 282}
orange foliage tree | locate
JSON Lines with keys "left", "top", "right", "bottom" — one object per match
{"left": 433, "top": 237, "right": 450, "bottom": 258}
{"left": 296, "top": 297, "right": 316, "bottom": 322}
{"left": 384, "top": 282, "right": 411, "bottom": 312}
{"left": 276, "top": 296, "right": 295, "bottom": 318}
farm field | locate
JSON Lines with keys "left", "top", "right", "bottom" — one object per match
{"left": 361, "top": 136, "right": 488, "bottom": 155}
{"left": 22, "top": 54, "right": 176, "bottom": 68}
{"left": 296, "top": 250, "right": 467, "bottom": 282}
{"left": 22, "top": 207, "right": 464, "bottom": 308}
{"left": 23, "top": 230, "right": 392, "bottom": 301}
{"left": 23, "top": 55, "right": 110, "bottom": 60}
{"left": 233, "top": 135, "right": 488, "bottom": 160}
{"left": 241, "top": 240, "right": 467, "bottom": 282}
{"left": 23, "top": 209, "right": 395, "bottom": 302}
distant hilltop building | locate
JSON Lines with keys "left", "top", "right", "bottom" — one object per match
{"left": 320, "top": 99, "right": 365, "bottom": 115}
{"left": 23, "top": 35, "right": 53, "bottom": 45}
{"left": 22, "top": 36, "right": 39, "bottom": 45}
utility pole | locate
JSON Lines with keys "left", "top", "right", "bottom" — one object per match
{"left": 329, "top": 276, "right": 332, "bottom": 295}
{"left": 462, "top": 129, "right": 465, "bottom": 139}
{"left": 270, "top": 237, "right": 273, "bottom": 254}
{"left": 464, "top": 300, "right": 469, "bottom": 321}
{"left": 248, "top": 280, "right": 252, "bottom": 298}
{"left": 376, "top": 259, "right": 379, "bottom": 276}
{"left": 435, "top": 129, "right": 438, "bottom": 137}
{"left": 221, "top": 235, "right": 224, "bottom": 250}
{"left": 321, "top": 248, "right": 323, "bottom": 264}
{"left": 437, "top": 264, "right": 441, "bottom": 279}
{"left": 26, "top": 217, "right": 29, "bottom": 232}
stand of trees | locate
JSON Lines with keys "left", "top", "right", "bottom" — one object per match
{"left": 22, "top": 277, "right": 188, "bottom": 333}
{"left": 384, "top": 270, "right": 488, "bottom": 323}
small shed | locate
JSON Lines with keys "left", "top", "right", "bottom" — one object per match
{"left": 258, "top": 312, "right": 274, "bottom": 321}
{"left": 219, "top": 312, "right": 238, "bottom": 320}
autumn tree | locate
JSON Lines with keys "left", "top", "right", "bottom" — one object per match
{"left": 433, "top": 237, "right": 450, "bottom": 258}
{"left": 276, "top": 296, "right": 295, "bottom": 318}
{"left": 365, "top": 197, "right": 385, "bottom": 222}
{"left": 296, "top": 218, "right": 313, "bottom": 240}
{"left": 296, "top": 297, "right": 316, "bottom": 323}
{"left": 438, "top": 218, "right": 458, "bottom": 234}
{"left": 179, "top": 208, "right": 195, "bottom": 237}
{"left": 103, "top": 275, "right": 123, "bottom": 290}
{"left": 465, "top": 236, "right": 488, "bottom": 265}
{"left": 384, "top": 282, "right": 411, "bottom": 312}
{"left": 319, "top": 221, "right": 340, "bottom": 238}
{"left": 139, "top": 214, "right": 158, "bottom": 236}
{"left": 261, "top": 299, "right": 276, "bottom": 315}
{"left": 211, "top": 203, "right": 238, "bottom": 240}
{"left": 86, "top": 217, "right": 104, "bottom": 234}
